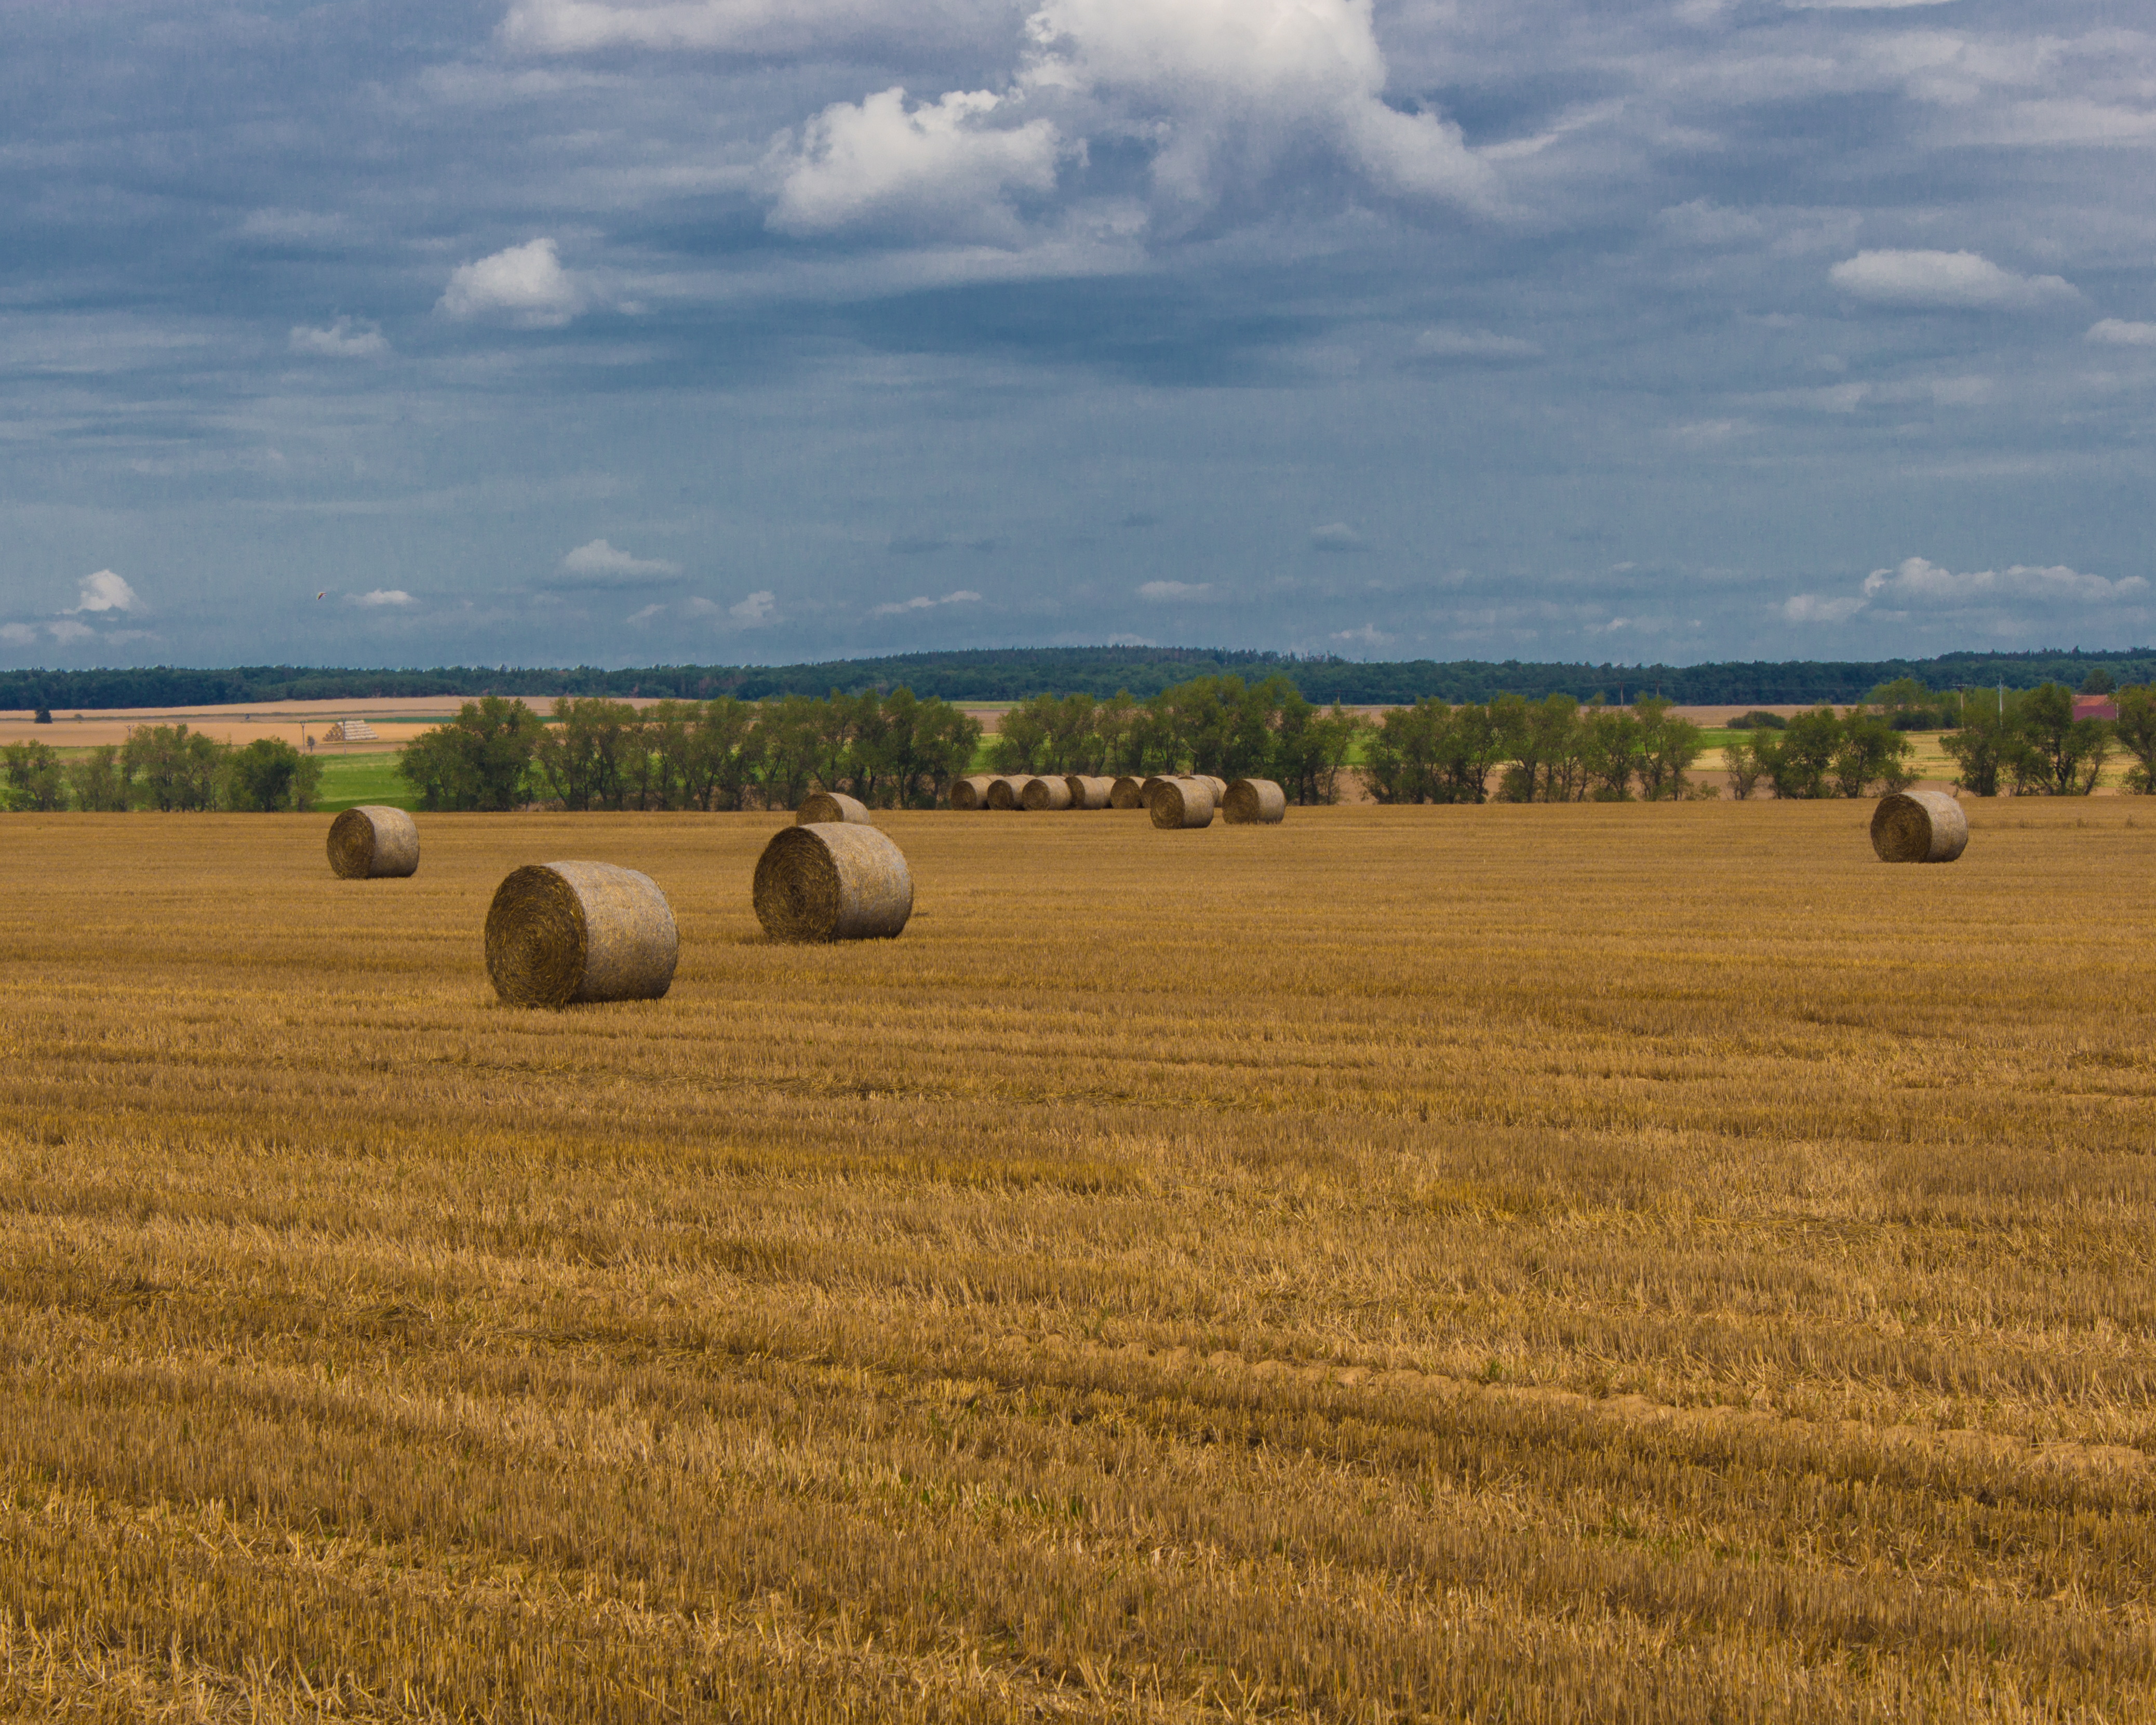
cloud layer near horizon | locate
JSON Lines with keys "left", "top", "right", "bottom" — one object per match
{"left": 2, "top": 0, "right": 2153, "bottom": 669}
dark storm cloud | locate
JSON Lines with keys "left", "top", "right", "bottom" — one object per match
{"left": 2, "top": 0, "right": 2153, "bottom": 670}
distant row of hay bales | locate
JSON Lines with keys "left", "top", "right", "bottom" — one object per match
{"left": 954, "top": 773, "right": 1285, "bottom": 828}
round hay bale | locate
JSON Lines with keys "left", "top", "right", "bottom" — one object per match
{"left": 1064, "top": 774, "right": 1113, "bottom": 809}
{"left": 1020, "top": 774, "right": 1073, "bottom": 811}
{"left": 1870, "top": 790, "right": 1968, "bottom": 863}
{"left": 1197, "top": 775, "right": 1228, "bottom": 801}
{"left": 796, "top": 790, "right": 872, "bottom": 826}
{"left": 950, "top": 774, "right": 996, "bottom": 810}
{"left": 1149, "top": 777, "right": 1215, "bottom": 830}
{"left": 754, "top": 823, "right": 913, "bottom": 942}
{"left": 986, "top": 776, "right": 1022, "bottom": 810}
{"left": 486, "top": 861, "right": 678, "bottom": 1008}
{"left": 1222, "top": 778, "right": 1287, "bottom": 825}
{"left": 327, "top": 805, "right": 419, "bottom": 879}
{"left": 1109, "top": 775, "right": 1150, "bottom": 809}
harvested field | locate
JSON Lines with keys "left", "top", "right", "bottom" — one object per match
{"left": 1, "top": 803, "right": 2153, "bottom": 1722}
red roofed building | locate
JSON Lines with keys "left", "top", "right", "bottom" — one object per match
{"left": 2075, "top": 695, "right": 2120, "bottom": 721}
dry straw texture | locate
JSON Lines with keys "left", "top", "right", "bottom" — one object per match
{"left": 325, "top": 805, "right": 419, "bottom": 879}
{"left": 4, "top": 803, "right": 2156, "bottom": 1722}
{"left": 1197, "top": 774, "right": 1228, "bottom": 801}
{"left": 985, "top": 777, "right": 1022, "bottom": 811}
{"left": 753, "top": 822, "right": 913, "bottom": 941}
{"left": 1148, "top": 776, "right": 1215, "bottom": 829}
{"left": 484, "top": 860, "right": 679, "bottom": 1007}
{"left": 948, "top": 774, "right": 996, "bottom": 811}
{"left": 795, "top": 791, "right": 873, "bottom": 827}
{"left": 1108, "top": 774, "right": 1149, "bottom": 809}
{"left": 1222, "top": 777, "right": 1288, "bottom": 825}
{"left": 1019, "top": 775, "right": 1073, "bottom": 812}
{"left": 1871, "top": 788, "right": 1970, "bottom": 863}
{"left": 1064, "top": 775, "right": 1114, "bottom": 810}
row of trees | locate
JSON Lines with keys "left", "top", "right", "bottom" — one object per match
{"left": 397, "top": 692, "right": 984, "bottom": 811}
{"left": 987, "top": 677, "right": 1363, "bottom": 804}
{"left": 1364, "top": 695, "right": 1712, "bottom": 803}
{"left": 0, "top": 728, "right": 322, "bottom": 813}
{"left": 12, "top": 677, "right": 2156, "bottom": 813}
{"left": 1935, "top": 683, "right": 2156, "bottom": 796}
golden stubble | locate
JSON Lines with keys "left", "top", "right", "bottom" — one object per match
{"left": 1, "top": 803, "right": 2153, "bottom": 1722}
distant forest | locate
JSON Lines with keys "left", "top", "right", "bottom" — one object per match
{"left": 5, "top": 645, "right": 2154, "bottom": 712}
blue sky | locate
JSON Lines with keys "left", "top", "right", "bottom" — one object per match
{"left": 3, "top": 0, "right": 2152, "bottom": 670}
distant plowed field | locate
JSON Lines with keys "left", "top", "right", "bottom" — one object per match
{"left": 3, "top": 805, "right": 2153, "bottom": 1722}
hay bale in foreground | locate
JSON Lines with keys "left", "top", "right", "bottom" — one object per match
{"left": 486, "top": 862, "right": 678, "bottom": 1008}
{"left": 1149, "top": 777, "right": 1215, "bottom": 830}
{"left": 1870, "top": 790, "right": 1968, "bottom": 863}
{"left": 1064, "top": 774, "right": 1114, "bottom": 809}
{"left": 796, "top": 790, "right": 873, "bottom": 826}
{"left": 327, "top": 805, "right": 419, "bottom": 879}
{"left": 950, "top": 774, "right": 997, "bottom": 810}
{"left": 754, "top": 823, "right": 913, "bottom": 942}
{"left": 1020, "top": 775, "right": 1074, "bottom": 811}
{"left": 1222, "top": 778, "right": 1287, "bottom": 825}
{"left": 986, "top": 777, "right": 1023, "bottom": 810}
{"left": 1109, "top": 776, "right": 1149, "bottom": 809}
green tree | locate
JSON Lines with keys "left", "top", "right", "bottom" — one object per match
{"left": 889, "top": 691, "right": 981, "bottom": 807}
{"left": 539, "top": 698, "right": 641, "bottom": 810}
{"left": 1940, "top": 693, "right": 2018, "bottom": 797}
{"left": 755, "top": 695, "right": 823, "bottom": 811}
{"left": 686, "top": 697, "right": 762, "bottom": 810}
{"left": 2081, "top": 667, "right": 2118, "bottom": 695}
{"left": 223, "top": 738, "right": 324, "bottom": 811}
{"left": 1366, "top": 699, "right": 1449, "bottom": 803}
{"left": 1635, "top": 698, "right": 1705, "bottom": 800}
{"left": 63, "top": 744, "right": 131, "bottom": 812}
{"left": 989, "top": 693, "right": 1057, "bottom": 774}
{"left": 1273, "top": 690, "right": 1362, "bottom": 805}
{"left": 1723, "top": 734, "right": 1765, "bottom": 800}
{"left": 1578, "top": 707, "right": 1642, "bottom": 800}
{"left": 2, "top": 740, "right": 67, "bottom": 811}
{"left": 1762, "top": 707, "right": 1841, "bottom": 799}
{"left": 1866, "top": 677, "right": 1951, "bottom": 731}
{"left": 2114, "top": 685, "right": 2156, "bottom": 794}
{"left": 396, "top": 697, "right": 544, "bottom": 811}
{"left": 2012, "top": 681, "right": 2109, "bottom": 795}
{"left": 122, "top": 725, "right": 223, "bottom": 810}
{"left": 1830, "top": 712, "right": 1916, "bottom": 798}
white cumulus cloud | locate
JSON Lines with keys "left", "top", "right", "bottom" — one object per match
{"left": 1862, "top": 556, "right": 2144, "bottom": 608}
{"left": 1139, "top": 580, "right": 1213, "bottom": 600}
{"left": 70, "top": 570, "right": 139, "bottom": 614}
{"left": 1309, "top": 521, "right": 1367, "bottom": 552}
{"left": 769, "top": 88, "right": 1065, "bottom": 237}
{"left": 758, "top": 0, "right": 1493, "bottom": 239}
{"left": 289, "top": 317, "right": 387, "bottom": 357}
{"left": 501, "top": 0, "right": 992, "bottom": 54}
{"left": 1780, "top": 593, "right": 1867, "bottom": 624}
{"left": 871, "top": 588, "right": 983, "bottom": 616}
{"left": 1783, "top": 555, "right": 2148, "bottom": 627}
{"left": 560, "top": 538, "right": 683, "bottom": 578}
{"left": 730, "top": 590, "right": 778, "bottom": 624}
{"left": 2088, "top": 319, "right": 2156, "bottom": 346}
{"left": 1021, "top": 0, "right": 1490, "bottom": 212}
{"left": 1828, "top": 250, "right": 2077, "bottom": 310}
{"left": 438, "top": 238, "right": 585, "bottom": 327}
{"left": 348, "top": 589, "right": 416, "bottom": 607}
